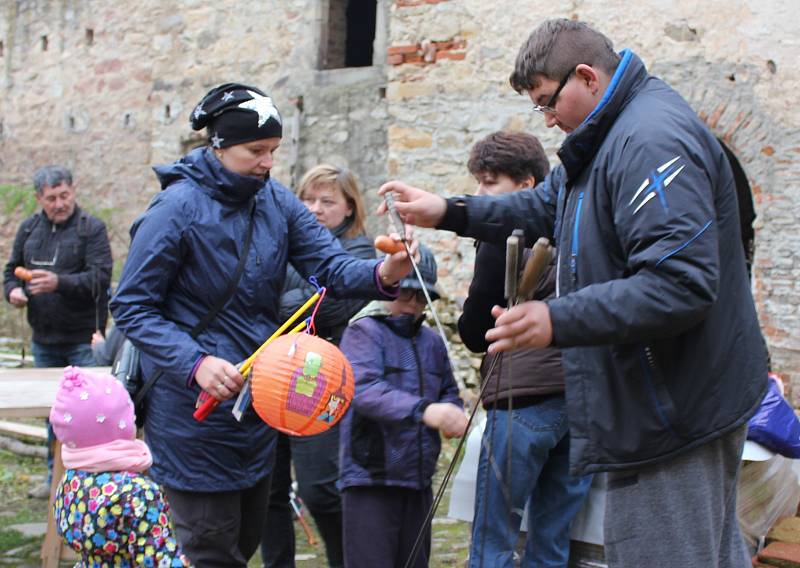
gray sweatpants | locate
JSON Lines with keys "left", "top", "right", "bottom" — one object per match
{"left": 603, "top": 425, "right": 750, "bottom": 568}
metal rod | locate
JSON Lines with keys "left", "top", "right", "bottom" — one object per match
{"left": 384, "top": 193, "right": 466, "bottom": 392}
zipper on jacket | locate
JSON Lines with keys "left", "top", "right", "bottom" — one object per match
{"left": 644, "top": 346, "right": 657, "bottom": 369}
{"left": 640, "top": 345, "right": 678, "bottom": 437}
{"left": 412, "top": 336, "right": 424, "bottom": 487}
{"left": 570, "top": 191, "right": 584, "bottom": 283}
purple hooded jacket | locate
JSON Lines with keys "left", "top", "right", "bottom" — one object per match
{"left": 339, "top": 308, "right": 462, "bottom": 490}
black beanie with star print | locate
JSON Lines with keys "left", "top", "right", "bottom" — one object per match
{"left": 190, "top": 83, "right": 283, "bottom": 148}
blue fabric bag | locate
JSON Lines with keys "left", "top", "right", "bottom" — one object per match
{"left": 747, "top": 375, "right": 800, "bottom": 459}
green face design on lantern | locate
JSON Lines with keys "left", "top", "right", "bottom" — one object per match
{"left": 295, "top": 352, "right": 322, "bottom": 396}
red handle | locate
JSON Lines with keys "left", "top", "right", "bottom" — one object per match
{"left": 193, "top": 396, "right": 220, "bottom": 421}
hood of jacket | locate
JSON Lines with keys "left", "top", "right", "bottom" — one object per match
{"left": 350, "top": 302, "right": 425, "bottom": 338}
{"left": 153, "top": 146, "right": 265, "bottom": 205}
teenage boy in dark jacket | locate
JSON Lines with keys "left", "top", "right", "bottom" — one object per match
{"left": 339, "top": 246, "right": 467, "bottom": 568}
{"left": 380, "top": 19, "right": 767, "bottom": 568}
{"left": 459, "top": 131, "right": 591, "bottom": 567}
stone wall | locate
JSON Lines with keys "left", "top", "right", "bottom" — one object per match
{"left": 383, "top": 0, "right": 800, "bottom": 398}
{"left": 0, "top": 0, "right": 389, "bottom": 265}
{"left": 1, "top": 0, "right": 798, "bottom": 400}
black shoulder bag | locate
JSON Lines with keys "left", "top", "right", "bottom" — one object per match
{"left": 114, "top": 198, "right": 257, "bottom": 425}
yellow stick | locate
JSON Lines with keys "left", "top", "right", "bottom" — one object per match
{"left": 241, "top": 320, "right": 308, "bottom": 380}
{"left": 239, "top": 292, "right": 320, "bottom": 377}
{"left": 196, "top": 291, "right": 322, "bottom": 422}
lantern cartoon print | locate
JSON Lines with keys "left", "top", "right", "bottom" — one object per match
{"left": 251, "top": 333, "right": 354, "bottom": 436}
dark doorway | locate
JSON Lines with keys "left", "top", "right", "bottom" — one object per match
{"left": 345, "top": 0, "right": 377, "bottom": 67}
{"left": 323, "top": 0, "right": 377, "bottom": 69}
{"left": 719, "top": 139, "right": 756, "bottom": 279}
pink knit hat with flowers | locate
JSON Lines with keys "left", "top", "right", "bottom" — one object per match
{"left": 49, "top": 366, "right": 136, "bottom": 449}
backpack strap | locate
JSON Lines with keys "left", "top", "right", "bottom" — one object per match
{"left": 22, "top": 213, "right": 43, "bottom": 238}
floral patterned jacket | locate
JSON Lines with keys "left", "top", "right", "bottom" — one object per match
{"left": 54, "top": 469, "right": 191, "bottom": 567}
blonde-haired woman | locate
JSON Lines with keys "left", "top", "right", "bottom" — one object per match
{"left": 262, "top": 164, "right": 374, "bottom": 568}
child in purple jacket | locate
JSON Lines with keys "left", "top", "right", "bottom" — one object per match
{"left": 338, "top": 245, "right": 467, "bottom": 568}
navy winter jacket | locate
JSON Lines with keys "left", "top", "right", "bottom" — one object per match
{"left": 110, "top": 147, "right": 391, "bottom": 491}
{"left": 339, "top": 310, "right": 462, "bottom": 490}
{"left": 439, "top": 50, "right": 768, "bottom": 475}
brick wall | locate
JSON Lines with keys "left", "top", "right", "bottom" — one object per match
{"left": 384, "top": 0, "right": 800, "bottom": 396}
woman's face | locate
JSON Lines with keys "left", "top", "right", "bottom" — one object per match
{"left": 217, "top": 137, "right": 281, "bottom": 179}
{"left": 300, "top": 182, "right": 353, "bottom": 229}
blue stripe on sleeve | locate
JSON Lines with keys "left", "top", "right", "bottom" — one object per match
{"left": 655, "top": 220, "right": 713, "bottom": 267}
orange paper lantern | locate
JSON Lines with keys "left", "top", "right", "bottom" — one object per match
{"left": 251, "top": 333, "right": 354, "bottom": 436}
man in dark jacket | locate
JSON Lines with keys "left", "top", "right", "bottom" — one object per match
{"left": 3, "top": 164, "right": 112, "bottom": 497}
{"left": 380, "top": 19, "right": 767, "bottom": 568}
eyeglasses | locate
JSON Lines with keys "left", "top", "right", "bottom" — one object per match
{"left": 398, "top": 289, "right": 426, "bottom": 303}
{"left": 532, "top": 68, "right": 575, "bottom": 115}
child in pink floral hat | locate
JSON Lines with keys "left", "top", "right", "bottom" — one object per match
{"left": 50, "top": 366, "right": 192, "bottom": 567}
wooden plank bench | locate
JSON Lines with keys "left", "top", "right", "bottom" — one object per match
{"left": 0, "top": 419, "right": 48, "bottom": 440}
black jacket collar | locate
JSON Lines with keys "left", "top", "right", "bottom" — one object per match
{"left": 557, "top": 50, "right": 647, "bottom": 183}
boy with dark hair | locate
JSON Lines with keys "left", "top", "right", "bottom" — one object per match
{"left": 381, "top": 17, "right": 767, "bottom": 568}
{"left": 460, "top": 131, "right": 590, "bottom": 567}
{"left": 467, "top": 131, "right": 550, "bottom": 195}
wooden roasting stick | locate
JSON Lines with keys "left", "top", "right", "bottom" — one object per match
{"left": 517, "top": 237, "right": 554, "bottom": 302}
{"left": 504, "top": 234, "right": 520, "bottom": 304}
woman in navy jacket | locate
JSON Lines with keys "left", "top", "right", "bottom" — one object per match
{"left": 110, "top": 83, "right": 409, "bottom": 567}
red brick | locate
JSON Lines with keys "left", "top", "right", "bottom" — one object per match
{"left": 435, "top": 50, "right": 466, "bottom": 61}
{"left": 388, "top": 44, "right": 420, "bottom": 55}
{"left": 707, "top": 103, "right": 726, "bottom": 129}
{"left": 94, "top": 58, "right": 122, "bottom": 74}
{"left": 758, "top": 541, "right": 800, "bottom": 567}
{"left": 387, "top": 53, "right": 404, "bottom": 65}
{"left": 403, "top": 54, "right": 425, "bottom": 64}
